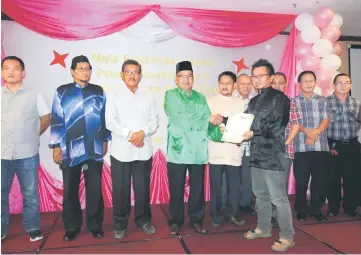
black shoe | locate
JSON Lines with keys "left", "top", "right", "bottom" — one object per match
{"left": 113, "top": 229, "right": 126, "bottom": 239}
{"left": 296, "top": 212, "right": 307, "bottom": 221}
{"left": 327, "top": 211, "right": 339, "bottom": 217}
{"left": 139, "top": 223, "right": 156, "bottom": 235}
{"left": 63, "top": 230, "right": 80, "bottom": 241}
{"left": 226, "top": 216, "right": 246, "bottom": 226}
{"left": 240, "top": 205, "right": 256, "bottom": 215}
{"left": 191, "top": 223, "right": 207, "bottom": 235}
{"left": 29, "top": 230, "right": 43, "bottom": 242}
{"left": 211, "top": 219, "right": 221, "bottom": 228}
{"left": 91, "top": 229, "right": 104, "bottom": 239}
{"left": 310, "top": 213, "right": 328, "bottom": 222}
{"left": 344, "top": 211, "right": 361, "bottom": 218}
{"left": 169, "top": 224, "right": 180, "bottom": 236}
{"left": 1, "top": 234, "right": 6, "bottom": 240}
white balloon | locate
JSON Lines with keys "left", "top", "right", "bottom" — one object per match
{"left": 314, "top": 86, "right": 322, "bottom": 96}
{"left": 312, "top": 39, "right": 333, "bottom": 57}
{"left": 329, "top": 13, "right": 343, "bottom": 28}
{"left": 301, "top": 25, "right": 321, "bottom": 44}
{"left": 320, "top": 54, "right": 341, "bottom": 71}
{"left": 295, "top": 13, "right": 315, "bottom": 31}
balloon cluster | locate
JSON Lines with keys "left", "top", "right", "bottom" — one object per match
{"left": 294, "top": 7, "right": 343, "bottom": 96}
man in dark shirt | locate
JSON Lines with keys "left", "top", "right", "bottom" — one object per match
{"left": 242, "top": 59, "right": 295, "bottom": 252}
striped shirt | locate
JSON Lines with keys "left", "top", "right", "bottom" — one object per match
{"left": 293, "top": 93, "right": 330, "bottom": 152}
{"left": 285, "top": 98, "right": 302, "bottom": 159}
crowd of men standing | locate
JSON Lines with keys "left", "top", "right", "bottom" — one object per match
{"left": 1, "top": 55, "right": 360, "bottom": 252}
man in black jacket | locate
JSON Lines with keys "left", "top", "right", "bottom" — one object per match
{"left": 242, "top": 59, "right": 295, "bottom": 252}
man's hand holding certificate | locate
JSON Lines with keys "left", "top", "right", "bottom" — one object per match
{"left": 221, "top": 113, "right": 254, "bottom": 144}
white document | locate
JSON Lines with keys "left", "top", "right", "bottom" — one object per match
{"left": 221, "top": 113, "right": 254, "bottom": 144}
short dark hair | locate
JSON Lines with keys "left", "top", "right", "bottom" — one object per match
{"left": 333, "top": 73, "right": 351, "bottom": 84}
{"left": 71, "top": 55, "right": 92, "bottom": 70}
{"left": 1, "top": 56, "right": 25, "bottom": 70}
{"left": 274, "top": 72, "right": 287, "bottom": 82}
{"left": 251, "top": 59, "right": 275, "bottom": 76}
{"left": 298, "top": 70, "right": 316, "bottom": 83}
{"left": 218, "top": 71, "right": 237, "bottom": 83}
{"left": 122, "top": 59, "right": 142, "bottom": 73}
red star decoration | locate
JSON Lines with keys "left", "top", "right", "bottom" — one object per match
{"left": 50, "top": 50, "right": 69, "bottom": 68}
{"left": 232, "top": 58, "right": 249, "bottom": 73}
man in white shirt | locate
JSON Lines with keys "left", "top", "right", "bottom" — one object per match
{"left": 207, "top": 71, "right": 246, "bottom": 227}
{"left": 1, "top": 56, "right": 51, "bottom": 241}
{"left": 105, "top": 59, "right": 159, "bottom": 239}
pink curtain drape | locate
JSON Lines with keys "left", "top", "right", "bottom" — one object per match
{"left": 279, "top": 24, "right": 299, "bottom": 194}
{"left": 2, "top": 1, "right": 295, "bottom": 47}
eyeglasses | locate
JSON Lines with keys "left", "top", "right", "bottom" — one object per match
{"left": 75, "top": 68, "right": 91, "bottom": 72}
{"left": 123, "top": 70, "right": 141, "bottom": 77}
{"left": 177, "top": 74, "right": 193, "bottom": 80}
{"left": 251, "top": 73, "right": 269, "bottom": 80}
{"left": 335, "top": 81, "right": 351, "bottom": 86}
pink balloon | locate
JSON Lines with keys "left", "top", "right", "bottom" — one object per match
{"left": 332, "top": 42, "right": 342, "bottom": 56}
{"left": 295, "top": 43, "right": 313, "bottom": 58}
{"left": 316, "top": 69, "right": 333, "bottom": 89}
{"left": 300, "top": 55, "right": 321, "bottom": 72}
{"left": 321, "top": 26, "right": 341, "bottom": 42}
{"left": 314, "top": 7, "right": 334, "bottom": 28}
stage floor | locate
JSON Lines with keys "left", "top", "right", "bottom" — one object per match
{"left": 1, "top": 202, "right": 361, "bottom": 254}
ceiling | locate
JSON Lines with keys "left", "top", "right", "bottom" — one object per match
{"left": 2, "top": 0, "right": 361, "bottom": 36}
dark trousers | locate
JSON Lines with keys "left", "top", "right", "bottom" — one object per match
{"left": 61, "top": 160, "right": 104, "bottom": 232}
{"left": 209, "top": 164, "right": 241, "bottom": 221}
{"left": 327, "top": 138, "right": 361, "bottom": 213}
{"left": 293, "top": 151, "right": 328, "bottom": 214}
{"left": 167, "top": 162, "right": 205, "bottom": 227}
{"left": 111, "top": 156, "right": 152, "bottom": 230}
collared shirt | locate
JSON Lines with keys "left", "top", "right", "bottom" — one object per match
{"left": 105, "top": 85, "right": 159, "bottom": 162}
{"left": 246, "top": 87, "right": 290, "bottom": 171}
{"left": 285, "top": 98, "right": 303, "bottom": 159}
{"left": 164, "top": 87, "right": 210, "bottom": 165}
{"left": 235, "top": 93, "right": 252, "bottom": 157}
{"left": 327, "top": 93, "right": 360, "bottom": 140}
{"left": 293, "top": 93, "right": 330, "bottom": 152}
{"left": 2, "top": 85, "right": 50, "bottom": 160}
{"left": 207, "top": 94, "right": 244, "bottom": 166}
{"left": 49, "top": 82, "right": 111, "bottom": 167}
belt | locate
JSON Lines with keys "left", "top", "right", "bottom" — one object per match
{"left": 329, "top": 137, "right": 358, "bottom": 144}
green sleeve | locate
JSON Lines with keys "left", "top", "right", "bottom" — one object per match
{"left": 207, "top": 123, "right": 223, "bottom": 142}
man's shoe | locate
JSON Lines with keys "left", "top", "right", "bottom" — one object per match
{"left": 240, "top": 205, "right": 256, "bottom": 215}
{"left": 296, "top": 212, "right": 307, "bottom": 221}
{"left": 310, "top": 213, "right": 328, "bottom": 222}
{"left": 63, "top": 230, "right": 80, "bottom": 241}
{"left": 29, "top": 230, "right": 43, "bottom": 242}
{"left": 139, "top": 223, "right": 156, "bottom": 235}
{"left": 327, "top": 211, "right": 339, "bottom": 217}
{"left": 1, "top": 234, "right": 6, "bottom": 240}
{"left": 227, "top": 216, "right": 246, "bottom": 226}
{"left": 211, "top": 220, "right": 221, "bottom": 228}
{"left": 344, "top": 211, "right": 361, "bottom": 218}
{"left": 91, "top": 229, "right": 104, "bottom": 239}
{"left": 169, "top": 224, "right": 179, "bottom": 236}
{"left": 113, "top": 229, "right": 126, "bottom": 239}
{"left": 192, "top": 223, "right": 207, "bottom": 235}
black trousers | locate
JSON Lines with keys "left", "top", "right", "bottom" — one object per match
{"left": 111, "top": 156, "right": 152, "bottom": 230}
{"left": 293, "top": 151, "right": 328, "bottom": 214}
{"left": 167, "top": 162, "right": 205, "bottom": 227}
{"left": 209, "top": 164, "right": 241, "bottom": 221}
{"left": 327, "top": 138, "right": 361, "bottom": 213}
{"left": 61, "top": 160, "right": 104, "bottom": 232}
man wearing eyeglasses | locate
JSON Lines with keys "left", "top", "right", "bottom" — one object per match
{"left": 242, "top": 59, "right": 295, "bottom": 252}
{"left": 326, "top": 73, "right": 361, "bottom": 218}
{"left": 49, "top": 55, "right": 111, "bottom": 241}
{"left": 105, "top": 59, "right": 159, "bottom": 239}
{"left": 164, "top": 61, "right": 223, "bottom": 236}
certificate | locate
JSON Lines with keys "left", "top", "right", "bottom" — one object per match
{"left": 221, "top": 113, "right": 254, "bottom": 144}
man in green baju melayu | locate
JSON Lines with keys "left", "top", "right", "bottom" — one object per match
{"left": 164, "top": 61, "right": 222, "bottom": 236}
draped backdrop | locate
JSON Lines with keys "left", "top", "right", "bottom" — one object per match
{"left": 1, "top": 0, "right": 298, "bottom": 213}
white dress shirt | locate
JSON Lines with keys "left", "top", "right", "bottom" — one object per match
{"left": 105, "top": 85, "right": 159, "bottom": 162}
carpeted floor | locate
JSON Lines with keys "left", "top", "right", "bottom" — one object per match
{"left": 1, "top": 203, "right": 360, "bottom": 254}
